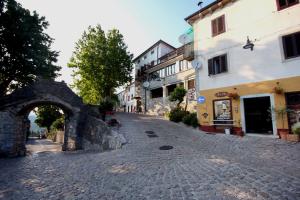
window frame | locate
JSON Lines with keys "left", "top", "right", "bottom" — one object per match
{"left": 213, "top": 98, "right": 233, "bottom": 122}
{"left": 151, "top": 87, "right": 163, "bottom": 99}
{"left": 282, "top": 31, "right": 300, "bottom": 60}
{"left": 208, "top": 54, "right": 228, "bottom": 76}
{"left": 211, "top": 15, "right": 226, "bottom": 37}
{"left": 276, "top": 0, "right": 299, "bottom": 11}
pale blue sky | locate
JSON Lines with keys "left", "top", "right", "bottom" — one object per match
{"left": 17, "top": 0, "right": 215, "bottom": 84}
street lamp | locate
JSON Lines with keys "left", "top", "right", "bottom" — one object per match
{"left": 142, "top": 81, "right": 150, "bottom": 114}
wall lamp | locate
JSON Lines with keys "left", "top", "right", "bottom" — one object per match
{"left": 243, "top": 36, "right": 254, "bottom": 51}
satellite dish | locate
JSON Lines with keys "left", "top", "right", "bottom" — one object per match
{"left": 179, "top": 34, "right": 188, "bottom": 45}
{"left": 178, "top": 33, "right": 194, "bottom": 45}
{"left": 192, "top": 59, "right": 202, "bottom": 70}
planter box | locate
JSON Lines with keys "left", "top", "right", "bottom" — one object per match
{"left": 278, "top": 130, "right": 289, "bottom": 140}
{"left": 286, "top": 134, "right": 300, "bottom": 142}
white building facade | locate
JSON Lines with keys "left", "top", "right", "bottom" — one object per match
{"left": 185, "top": 0, "right": 300, "bottom": 136}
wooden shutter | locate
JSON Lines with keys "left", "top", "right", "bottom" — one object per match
{"left": 211, "top": 19, "right": 217, "bottom": 36}
{"left": 218, "top": 15, "right": 225, "bottom": 33}
{"left": 220, "top": 54, "right": 228, "bottom": 73}
{"left": 208, "top": 59, "right": 214, "bottom": 75}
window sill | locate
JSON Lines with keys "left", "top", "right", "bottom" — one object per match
{"left": 282, "top": 56, "right": 300, "bottom": 63}
{"left": 208, "top": 71, "right": 229, "bottom": 78}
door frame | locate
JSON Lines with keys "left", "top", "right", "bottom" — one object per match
{"left": 240, "top": 93, "right": 277, "bottom": 136}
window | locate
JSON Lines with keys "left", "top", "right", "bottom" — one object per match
{"left": 282, "top": 32, "right": 300, "bottom": 59}
{"left": 211, "top": 15, "right": 226, "bottom": 36}
{"left": 213, "top": 99, "right": 232, "bottom": 122}
{"left": 151, "top": 88, "right": 163, "bottom": 98}
{"left": 179, "top": 60, "right": 184, "bottom": 71}
{"left": 158, "top": 68, "right": 165, "bottom": 78}
{"left": 208, "top": 54, "right": 228, "bottom": 76}
{"left": 151, "top": 50, "right": 155, "bottom": 54}
{"left": 277, "top": 0, "right": 299, "bottom": 10}
{"left": 188, "top": 79, "right": 195, "bottom": 89}
{"left": 137, "top": 60, "right": 140, "bottom": 64}
{"left": 144, "top": 55, "right": 147, "bottom": 60}
{"left": 165, "top": 64, "right": 176, "bottom": 76}
{"left": 167, "top": 84, "right": 177, "bottom": 96}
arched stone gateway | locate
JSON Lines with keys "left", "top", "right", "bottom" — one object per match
{"left": 0, "top": 79, "right": 124, "bottom": 157}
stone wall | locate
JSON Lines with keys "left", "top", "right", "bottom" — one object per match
{"left": 0, "top": 79, "right": 124, "bottom": 157}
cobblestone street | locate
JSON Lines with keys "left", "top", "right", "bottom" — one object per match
{"left": 0, "top": 113, "right": 300, "bottom": 200}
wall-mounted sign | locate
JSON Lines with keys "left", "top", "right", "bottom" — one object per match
{"left": 215, "top": 92, "right": 228, "bottom": 98}
{"left": 198, "top": 96, "right": 206, "bottom": 104}
{"left": 188, "top": 88, "right": 196, "bottom": 101}
{"left": 213, "top": 99, "right": 232, "bottom": 120}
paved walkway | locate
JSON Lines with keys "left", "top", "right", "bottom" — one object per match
{"left": 26, "top": 138, "right": 62, "bottom": 154}
{"left": 0, "top": 113, "right": 299, "bottom": 200}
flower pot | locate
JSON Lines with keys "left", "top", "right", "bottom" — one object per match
{"left": 278, "top": 130, "right": 289, "bottom": 140}
{"left": 286, "top": 134, "right": 300, "bottom": 142}
{"left": 273, "top": 86, "right": 284, "bottom": 94}
{"left": 235, "top": 130, "right": 244, "bottom": 137}
{"left": 228, "top": 93, "right": 239, "bottom": 100}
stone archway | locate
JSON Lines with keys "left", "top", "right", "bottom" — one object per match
{"left": 0, "top": 79, "right": 123, "bottom": 157}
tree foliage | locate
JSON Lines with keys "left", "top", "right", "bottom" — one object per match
{"left": 169, "top": 87, "right": 187, "bottom": 107}
{"left": 0, "top": 0, "right": 60, "bottom": 96}
{"left": 68, "top": 25, "right": 133, "bottom": 104}
{"left": 35, "top": 105, "right": 63, "bottom": 132}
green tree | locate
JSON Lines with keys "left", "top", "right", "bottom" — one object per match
{"left": 68, "top": 25, "right": 133, "bottom": 104}
{"left": 0, "top": 0, "right": 60, "bottom": 96}
{"left": 35, "top": 105, "right": 63, "bottom": 132}
{"left": 169, "top": 87, "right": 187, "bottom": 108}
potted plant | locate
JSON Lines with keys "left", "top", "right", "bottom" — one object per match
{"left": 287, "top": 122, "right": 300, "bottom": 142}
{"left": 271, "top": 107, "right": 291, "bottom": 140}
{"left": 273, "top": 86, "right": 284, "bottom": 94}
{"left": 273, "top": 82, "right": 284, "bottom": 94}
{"left": 227, "top": 92, "right": 239, "bottom": 100}
{"left": 234, "top": 120, "right": 244, "bottom": 137}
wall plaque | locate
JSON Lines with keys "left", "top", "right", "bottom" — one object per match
{"left": 215, "top": 92, "right": 228, "bottom": 98}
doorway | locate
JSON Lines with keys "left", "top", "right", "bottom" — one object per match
{"left": 243, "top": 96, "right": 273, "bottom": 134}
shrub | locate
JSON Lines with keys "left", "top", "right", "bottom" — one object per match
{"left": 169, "top": 87, "right": 187, "bottom": 108}
{"left": 169, "top": 107, "right": 189, "bottom": 123}
{"left": 99, "top": 99, "right": 114, "bottom": 113}
{"left": 292, "top": 122, "right": 300, "bottom": 135}
{"left": 51, "top": 117, "right": 65, "bottom": 131}
{"left": 183, "top": 113, "right": 199, "bottom": 128}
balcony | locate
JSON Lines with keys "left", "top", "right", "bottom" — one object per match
{"left": 183, "top": 42, "right": 194, "bottom": 61}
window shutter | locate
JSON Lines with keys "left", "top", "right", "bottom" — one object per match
{"left": 295, "top": 32, "right": 300, "bottom": 55}
{"left": 211, "top": 19, "right": 217, "bottom": 36}
{"left": 218, "top": 15, "right": 225, "bottom": 33}
{"left": 208, "top": 59, "right": 213, "bottom": 75}
{"left": 220, "top": 54, "right": 228, "bottom": 72}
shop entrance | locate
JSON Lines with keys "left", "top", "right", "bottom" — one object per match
{"left": 243, "top": 96, "right": 273, "bottom": 134}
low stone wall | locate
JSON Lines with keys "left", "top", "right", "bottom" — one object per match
{"left": 147, "top": 98, "right": 198, "bottom": 116}
{"left": 82, "top": 115, "right": 125, "bottom": 151}
{"left": 53, "top": 131, "right": 64, "bottom": 144}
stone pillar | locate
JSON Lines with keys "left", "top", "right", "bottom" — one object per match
{"left": 0, "top": 111, "right": 25, "bottom": 157}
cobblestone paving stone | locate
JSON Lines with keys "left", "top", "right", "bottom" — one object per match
{"left": 0, "top": 113, "right": 300, "bottom": 200}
